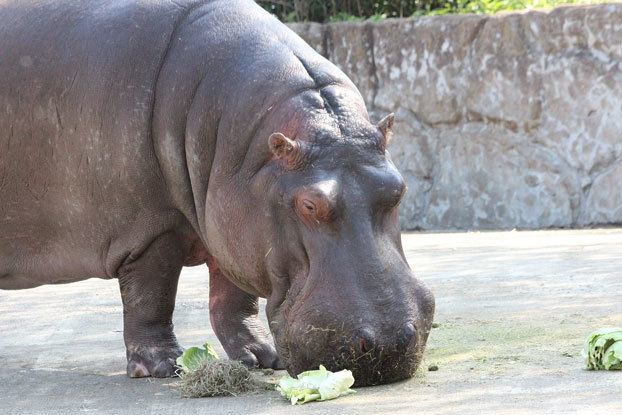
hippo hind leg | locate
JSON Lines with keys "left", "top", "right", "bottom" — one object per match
{"left": 117, "top": 233, "right": 184, "bottom": 378}
{"left": 207, "top": 256, "right": 282, "bottom": 369}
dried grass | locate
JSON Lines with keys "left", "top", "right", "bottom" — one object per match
{"left": 178, "top": 360, "right": 262, "bottom": 398}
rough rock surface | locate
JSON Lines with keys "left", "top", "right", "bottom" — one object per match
{"left": 289, "top": 4, "right": 622, "bottom": 230}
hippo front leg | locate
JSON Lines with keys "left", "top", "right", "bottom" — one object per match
{"left": 207, "top": 258, "right": 282, "bottom": 369}
{"left": 117, "top": 233, "right": 184, "bottom": 378}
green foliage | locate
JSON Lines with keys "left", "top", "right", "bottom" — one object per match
{"left": 453, "top": 0, "right": 606, "bottom": 15}
{"left": 257, "top": 0, "right": 613, "bottom": 22}
{"left": 258, "top": 0, "right": 451, "bottom": 22}
{"left": 325, "top": 12, "right": 365, "bottom": 22}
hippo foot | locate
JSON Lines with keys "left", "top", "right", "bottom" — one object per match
{"left": 126, "top": 344, "right": 183, "bottom": 378}
{"left": 207, "top": 256, "right": 283, "bottom": 370}
{"left": 229, "top": 334, "right": 283, "bottom": 370}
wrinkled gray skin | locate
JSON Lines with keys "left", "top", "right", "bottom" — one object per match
{"left": 0, "top": 0, "right": 434, "bottom": 385}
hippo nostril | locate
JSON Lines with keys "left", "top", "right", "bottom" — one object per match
{"left": 398, "top": 323, "right": 417, "bottom": 348}
{"left": 358, "top": 337, "right": 366, "bottom": 353}
{"left": 356, "top": 327, "right": 375, "bottom": 354}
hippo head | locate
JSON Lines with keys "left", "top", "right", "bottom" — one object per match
{"left": 204, "top": 94, "right": 434, "bottom": 386}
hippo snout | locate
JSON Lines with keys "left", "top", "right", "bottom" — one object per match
{"left": 268, "top": 267, "right": 435, "bottom": 386}
{"left": 277, "top": 315, "right": 431, "bottom": 386}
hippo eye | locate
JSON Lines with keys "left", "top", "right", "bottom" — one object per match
{"left": 295, "top": 193, "right": 334, "bottom": 228}
{"left": 302, "top": 199, "right": 316, "bottom": 213}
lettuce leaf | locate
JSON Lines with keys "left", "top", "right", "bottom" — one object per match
{"left": 176, "top": 342, "right": 219, "bottom": 373}
{"left": 277, "top": 365, "right": 355, "bottom": 405}
{"left": 603, "top": 341, "right": 622, "bottom": 370}
{"left": 318, "top": 369, "right": 356, "bottom": 400}
{"left": 582, "top": 328, "right": 622, "bottom": 370}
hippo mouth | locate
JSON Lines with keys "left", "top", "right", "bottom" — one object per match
{"left": 284, "top": 340, "right": 424, "bottom": 387}
{"left": 270, "top": 311, "right": 429, "bottom": 387}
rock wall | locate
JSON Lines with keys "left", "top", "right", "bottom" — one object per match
{"left": 288, "top": 4, "right": 622, "bottom": 230}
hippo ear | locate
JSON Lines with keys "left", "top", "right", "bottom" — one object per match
{"left": 377, "top": 113, "right": 395, "bottom": 148}
{"left": 269, "top": 132, "right": 300, "bottom": 163}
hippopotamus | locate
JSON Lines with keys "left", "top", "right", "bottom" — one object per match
{"left": 0, "top": 0, "right": 434, "bottom": 385}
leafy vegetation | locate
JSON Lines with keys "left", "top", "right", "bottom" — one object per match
{"left": 277, "top": 365, "right": 356, "bottom": 405}
{"left": 175, "top": 342, "right": 219, "bottom": 373}
{"left": 582, "top": 328, "right": 622, "bottom": 370}
{"left": 257, "top": 0, "right": 613, "bottom": 22}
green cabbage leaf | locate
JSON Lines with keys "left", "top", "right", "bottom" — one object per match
{"left": 581, "top": 328, "right": 622, "bottom": 370}
{"left": 276, "top": 365, "right": 355, "bottom": 405}
{"left": 176, "top": 342, "right": 219, "bottom": 373}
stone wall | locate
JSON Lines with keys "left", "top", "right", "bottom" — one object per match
{"left": 288, "top": 4, "right": 622, "bottom": 230}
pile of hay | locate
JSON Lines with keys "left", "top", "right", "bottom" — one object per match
{"left": 178, "top": 359, "right": 258, "bottom": 398}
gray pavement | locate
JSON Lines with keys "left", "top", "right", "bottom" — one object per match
{"left": 1, "top": 229, "right": 621, "bottom": 414}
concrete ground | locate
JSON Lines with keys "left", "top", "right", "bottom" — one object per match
{"left": 1, "top": 229, "right": 621, "bottom": 414}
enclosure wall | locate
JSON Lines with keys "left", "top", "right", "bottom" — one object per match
{"left": 289, "top": 4, "right": 622, "bottom": 230}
